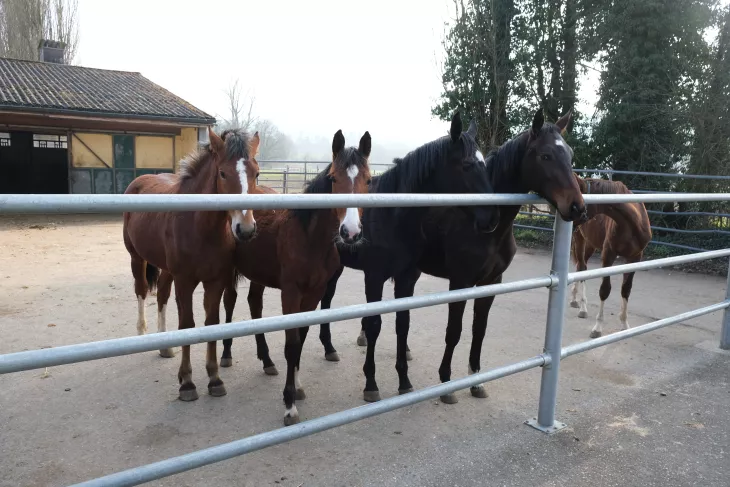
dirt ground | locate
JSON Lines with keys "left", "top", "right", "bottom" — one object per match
{"left": 1, "top": 215, "right": 729, "bottom": 487}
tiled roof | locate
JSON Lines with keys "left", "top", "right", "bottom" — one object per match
{"left": 0, "top": 57, "right": 215, "bottom": 124}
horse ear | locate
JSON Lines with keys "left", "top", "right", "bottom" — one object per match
{"left": 467, "top": 119, "right": 477, "bottom": 137}
{"left": 450, "top": 110, "right": 462, "bottom": 143}
{"left": 332, "top": 130, "right": 345, "bottom": 158}
{"left": 358, "top": 131, "right": 372, "bottom": 158}
{"left": 208, "top": 128, "right": 224, "bottom": 155}
{"left": 530, "top": 109, "right": 545, "bottom": 139}
{"left": 250, "top": 131, "right": 260, "bottom": 157}
{"left": 555, "top": 109, "right": 572, "bottom": 136}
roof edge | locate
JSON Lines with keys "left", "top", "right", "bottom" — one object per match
{"left": 0, "top": 104, "right": 216, "bottom": 126}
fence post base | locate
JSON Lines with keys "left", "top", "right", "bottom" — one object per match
{"left": 524, "top": 417, "right": 567, "bottom": 434}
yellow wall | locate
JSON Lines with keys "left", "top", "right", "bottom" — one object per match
{"left": 135, "top": 135, "right": 174, "bottom": 169}
{"left": 71, "top": 133, "right": 113, "bottom": 168}
{"left": 174, "top": 127, "right": 199, "bottom": 172}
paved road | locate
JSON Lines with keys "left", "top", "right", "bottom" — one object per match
{"left": 0, "top": 216, "right": 728, "bottom": 486}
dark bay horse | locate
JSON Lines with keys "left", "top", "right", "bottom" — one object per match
{"left": 159, "top": 130, "right": 373, "bottom": 425}
{"left": 300, "top": 112, "right": 502, "bottom": 403}
{"left": 319, "top": 109, "right": 586, "bottom": 404}
{"left": 123, "top": 128, "right": 260, "bottom": 401}
{"left": 570, "top": 176, "right": 652, "bottom": 338}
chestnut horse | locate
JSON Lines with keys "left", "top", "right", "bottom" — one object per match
{"left": 318, "top": 109, "right": 586, "bottom": 404}
{"left": 123, "top": 128, "right": 260, "bottom": 401}
{"left": 570, "top": 176, "right": 652, "bottom": 338}
{"left": 157, "top": 130, "right": 372, "bottom": 425}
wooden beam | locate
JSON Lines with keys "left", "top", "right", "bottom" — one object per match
{"left": 0, "top": 112, "right": 183, "bottom": 135}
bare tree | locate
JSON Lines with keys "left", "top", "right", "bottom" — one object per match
{"left": 217, "top": 79, "right": 257, "bottom": 133}
{"left": 0, "top": 0, "right": 79, "bottom": 63}
{"left": 254, "top": 119, "right": 293, "bottom": 161}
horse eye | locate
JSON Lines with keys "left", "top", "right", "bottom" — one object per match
{"left": 219, "top": 170, "right": 227, "bottom": 179}
{"left": 541, "top": 154, "right": 550, "bottom": 161}
{"left": 255, "top": 172, "right": 260, "bottom": 178}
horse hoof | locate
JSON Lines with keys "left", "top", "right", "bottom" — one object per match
{"left": 208, "top": 383, "right": 227, "bottom": 397}
{"left": 470, "top": 385, "right": 488, "bottom": 399}
{"left": 179, "top": 387, "right": 199, "bottom": 402}
{"left": 295, "top": 388, "right": 307, "bottom": 401}
{"left": 263, "top": 366, "right": 279, "bottom": 376}
{"left": 325, "top": 352, "right": 340, "bottom": 362}
{"left": 356, "top": 333, "right": 367, "bottom": 347}
{"left": 219, "top": 357, "right": 233, "bottom": 368}
{"left": 159, "top": 348, "right": 175, "bottom": 358}
{"left": 440, "top": 393, "right": 458, "bottom": 404}
{"left": 570, "top": 300, "right": 579, "bottom": 308}
{"left": 398, "top": 387, "right": 414, "bottom": 395}
{"left": 405, "top": 350, "right": 413, "bottom": 361}
{"left": 363, "top": 390, "right": 381, "bottom": 402}
{"left": 578, "top": 310, "right": 588, "bottom": 319}
{"left": 589, "top": 330, "right": 602, "bottom": 339}
{"left": 284, "top": 413, "right": 300, "bottom": 426}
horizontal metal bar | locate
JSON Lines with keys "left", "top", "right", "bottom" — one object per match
{"left": 561, "top": 301, "right": 730, "bottom": 358}
{"left": 259, "top": 160, "right": 394, "bottom": 167}
{"left": 70, "top": 354, "right": 547, "bottom": 487}
{"left": 2, "top": 193, "right": 730, "bottom": 214}
{"left": 573, "top": 168, "right": 730, "bottom": 181}
{"left": 568, "top": 248, "right": 730, "bottom": 283}
{"left": 513, "top": 224, "right": 553, "bottom": 232}
{"left": 648, "top": 240, "right": 709, "bottom": 252}
{"left": 0, "top": 276, "right": 553, "bottom": 374}
{"left": 647, "top": 209, "right": 730, "bottom": 218}
{"left": 651, "top": 225, "right": 730, "bottom": 236}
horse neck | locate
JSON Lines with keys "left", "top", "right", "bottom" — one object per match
{"left": 486, "top": 133, "right": 528, "bottom": 195}
{"left": 180, "top": 157, "right": 231, "bottom": 233}
{"left": 586, "top": 188, "right": 651, "bottom": 242}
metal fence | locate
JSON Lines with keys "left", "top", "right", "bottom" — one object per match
{"left": 1, "top": 191, "right": 730, "bottom": 487}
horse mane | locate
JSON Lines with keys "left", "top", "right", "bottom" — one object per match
{"left": 292, "top": 147, "right": 368, "bottom": 227}
{"left": 178, "top": 128, "right": 251, "bottom": 181}
{"left": 375, "top": 133, "right": 476, "bottom": 193}
{"left": 581, "top": 177, "right": 632, "bottom": 195}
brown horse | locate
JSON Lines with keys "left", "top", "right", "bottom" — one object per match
{"left": 570, "top": 176, "right": 652, "bottom": 338}
{"left": 123, "top": 128, "right": 260, "bottom": 401}
{"left": 157, "top": 130, "right": 372, "bottom": 425}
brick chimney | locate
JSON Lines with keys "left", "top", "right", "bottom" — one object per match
{"left": 38, "top": 40, "right": 67, "bottom": 64}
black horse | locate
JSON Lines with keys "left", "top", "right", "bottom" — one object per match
{"left": 219, "top": 111, "right": 501, "bottom": 378}
{"left": 317, "top": 109, "right": 586, "bottom": 403}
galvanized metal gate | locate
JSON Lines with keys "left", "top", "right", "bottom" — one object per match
{"left": 1, "top": 191, "right": 729, "bottom": 487}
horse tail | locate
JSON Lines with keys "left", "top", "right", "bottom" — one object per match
{"left": 146, "top": 263, "right": 160, "bottom": 292}
{"left": 232, "top": 268, "right": 245, "bottom": 289}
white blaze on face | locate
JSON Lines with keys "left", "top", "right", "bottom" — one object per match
{"left": 475, "top": 150, "right": 485, "bottom": 165}
{"left": 555, "top": 139, "right": 565, "bottom": 148}
{"left": 341, "top": 164, "right": 361, "bottom": 238}
{"left": 230, "top": 158, "right": 254, "bottom": 236}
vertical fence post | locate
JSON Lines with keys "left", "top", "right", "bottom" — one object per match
{"left": 526, "top": 215, "right": 573, "bottom": 433}
{"left": 721, "top": 258, "right": 730, "bottom": 350}
{"left": 283, "top": 166, "right": 289, "bottom": 194}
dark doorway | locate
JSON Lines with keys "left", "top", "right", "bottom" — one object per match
{"left": 0, "top": 131, "right": 69, "bottom": 194}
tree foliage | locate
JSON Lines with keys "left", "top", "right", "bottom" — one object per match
{"left": 0, "top": 0, "right": 79, "bottom": 63}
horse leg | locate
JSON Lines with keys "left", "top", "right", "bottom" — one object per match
{"left": 130, "top": 256, "right": 150, "bottom": 335}
{"left": 468, "top": 274, "right": 502, "bottom": 400}
{"left": 282, "top": 287, "right": 304, "bottom": 426}
{"left": 362, "top": 273, "right": 386, "bottom": 402}
{"left": 590, "top": 247, "right": 617, "bottom": 339}
{"left": 393, "top": 268, "right": 421, "bottom": 395}
{"left": 570, "top": 232, "right": 585, "bottom": 309}
{"left": 319, "top": 265, "right": 343, "bottom": 362}
{"left": 220, "top": 277, "right": 237, "bottom": 368}
{"left": 156, "top": 270, "right": 175, "bottom": 358}
{"left": 245, "top": 281, "right": 278, "bottom": 375}
{"left": 619, "top": 252, "right": 641, "bottom": 330}
{"left": 438, "top": 279, "right": 469, "bottom": 404}
{"left": 175, "top": 277, "right": 199, "bottom": 401}
{"left": 203, "top": 279, "right": 226, "bottom": 397}
{"left": 576, "top": 246, "right": 596, "bottom": 319}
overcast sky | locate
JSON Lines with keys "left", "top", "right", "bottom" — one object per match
{"left": 76, "top": 0, "right": 599, "bottom": 153}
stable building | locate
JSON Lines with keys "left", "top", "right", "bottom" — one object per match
{"left": 0, "top": 41, "right": 215, "bottom": 194}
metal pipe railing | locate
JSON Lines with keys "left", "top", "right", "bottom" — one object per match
{"left": 70, "top": 355, "right": 548, "bottom": 487}
{"left": 3, "top": 192, "right": 730, "bottom": 214}
{"left": 0, "top": 276, "right": 554, "bottom": 374}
